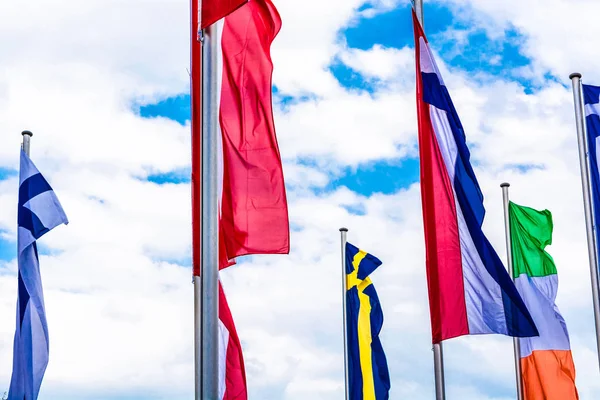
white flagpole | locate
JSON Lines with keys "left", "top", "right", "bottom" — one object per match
{"left": 414, "top": 1, "right": 446, "bottom": 398}
{"left": 570, "top": 72, "right": 600, "bottom": 370}
{"left": 500, "top": 183, "right": 525, "bottom": 400}
{"left": 339, "top": 227, "right": 350, "bottom": 400}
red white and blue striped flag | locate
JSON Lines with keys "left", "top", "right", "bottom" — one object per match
{"left": 412, "top": 11, "right": 538, "bottom": 344}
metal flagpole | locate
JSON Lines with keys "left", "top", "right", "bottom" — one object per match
{"left": 194, "top": 270, "right": 201, "bottom": 400}
{"left": 414, "top": 0, "right": 424, "bottom": 27}
{"left": 500, "top": 183, "right": 525, "bottom": 400}
{"left": 570, "top": 72, "right": 600, "bottom": 370}
{"left": 433, "top": 341, "right": 445, "bottom": 400}
{"left": 22, "top": 130, "right": 32, "bottom": 156}
{"left": 414, "top": 0, "right": 446, "bottom": 398}
{"left": 200, "top": 19, "right": 220, "bottom": 399}
{"left": 339, "top": 227, "right": 350, "bottom": 400}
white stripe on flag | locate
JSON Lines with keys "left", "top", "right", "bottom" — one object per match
{"left": 19, "top": 151, "right": 39, "bottom": 185}
{"left": 218, "top": 318, "right": 230, "bottom": 400}
{"left": 429, "top": 104, "right": 505, "bottom": 335}
{"left": 419, "top": 37, "right": 445, "bottom": 85}
{"left": 23, "top": 190, "right": 69, "bottom": 233}
{"left": 585, "top": 102, "right": 600, "bottom": 117}
{"left": 515, "top": 275, "right": 571, "bottom": 357}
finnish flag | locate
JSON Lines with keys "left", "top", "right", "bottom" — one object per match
{"left": 8, "top": 150, "right": 68, "bottom": 400}
{"left": 583, "top": 84, "right": 600, "bottom": 274}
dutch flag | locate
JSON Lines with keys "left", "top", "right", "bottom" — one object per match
{"left": 413, "top": 11, "right": 538, "bottom": 344}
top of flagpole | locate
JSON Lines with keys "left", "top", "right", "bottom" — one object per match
{"left": 339, "top": 227, "right": 348, "bottom": 232}
{"left": 570, "top": 72, "right": 582, "bottom": 80}
{"left": 21, "top": 130, "right": 32, "bottom": 156}
{"left": 500, "top": 182, "right": 510, "bottom": 188}
{"left": 414, "top": 0, "right": 424, "bottom": 26}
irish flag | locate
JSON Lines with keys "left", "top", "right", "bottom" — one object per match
{"left": 509, "top": 202, "right": 578, "bottom": 400}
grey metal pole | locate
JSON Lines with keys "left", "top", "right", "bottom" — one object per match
{"left": 433, "top": 342, "right": 445, "bottom": 400}
{"left": 339, "top": 227, "right": 350, "bottom": 400}
{"left": 22, "top": 130, "right": 32, "bottom": 156}
{"left": 570, "top": 72, "right": 600, "bottom": 370}
{"left": 414, "top": 0, "right": 424, "bottom": 26}
{"left": 500, "top": 182, "right": 525, "bottom": 400}
{"left": 193, "top": 275, "right": 201, "bottom": 399}
{"left": 200, "top": 22, "right": 220, "bottom": 399}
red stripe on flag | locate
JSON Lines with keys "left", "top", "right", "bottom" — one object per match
{"left": 219, "top": 283, "right": 247, "bottom": 400}
{"left": 200, "top": 0, "right": 247, "bottom": 30}
{"left": 220, "top": 0, "right": 290, "bottom": 259}
{"left": 191, "top": 0, "right": 202, "bottom": 277}
{"left": 413, "top": 10, "right": 468, "bottom": 343}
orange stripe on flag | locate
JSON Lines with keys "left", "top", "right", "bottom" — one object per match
{"left": 521, "top": 350, "right": 578, "bottom": 400}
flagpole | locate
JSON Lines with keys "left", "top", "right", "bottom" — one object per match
{"left": 414, "top": 0, "right": 424, "bottom": 27}
{"left": 500, "top": 183, "right": 525, "bottom": 400}
{"left": 339, "top": 228, "right": 350, "bottom": 400}
{"left": 570, "top": 72, "right": 600, "bottom": 370}
{"left": 432, "top": 341, "right": 445, "bottom": 400}
{"left": 21, "top": 130, "right": 32, "bottom": 156}
{"left": 198, "top": 18, "right": 220, "bottom": 399}
{"left": 414, "top": 1, "right": 446, "bottom": 398}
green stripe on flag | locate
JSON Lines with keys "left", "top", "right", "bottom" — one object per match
{"left": 509, "top": 201, "right": 557, "bottom": 277}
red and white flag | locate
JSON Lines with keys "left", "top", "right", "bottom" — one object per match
{"left": 218, "top": 282, "right": 247, "bottom": 400}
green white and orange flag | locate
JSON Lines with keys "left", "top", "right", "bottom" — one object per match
{"left": 509, "top": 202, "right": 578, "bottom": 400}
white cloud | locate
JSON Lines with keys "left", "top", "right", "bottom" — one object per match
{"left": 339, "top": 45, "right": 414, "bottom": 81}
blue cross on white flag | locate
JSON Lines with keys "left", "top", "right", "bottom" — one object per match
{"left": 583, "top": 84, "right": 600, "bottom": 276}
{"left": 8, "top": 150, "right": 68, "bottom": 400}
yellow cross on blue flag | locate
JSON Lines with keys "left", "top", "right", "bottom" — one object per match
{"left": 346, "top": 242, "right": 390, "bottom": 400}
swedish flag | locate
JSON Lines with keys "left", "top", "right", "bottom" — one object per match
{"left": 346, "top": 242, "right": 390, "bottom": 400}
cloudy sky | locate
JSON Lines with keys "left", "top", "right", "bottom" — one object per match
{"left": 1, "top": 0, "right": 600, "bottom": 399}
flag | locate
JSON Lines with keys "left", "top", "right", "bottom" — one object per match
{"left": 219, "top": 281, "right": 247, "bottom": 400}
{"left": 582, "top": 84, "right": 600, "bottom": 269}
{"left": 191, "top": 0, "right": 289, "bottom": 276}
{"left": 345, "top": 243, "right": 390, "bottom": 400}
{"left": 219, "top": 0, "right": 289, "bottom": 260}
{"left": 199, "top": 0, "right": 247, "bottom": 31}
{"left": 8, "top": 150, "right": 68, "bottom": 400}
{"left": 412, "top": 11, "right": 538, "bottom": 343}
{"left": 509, "top": 202, "right": 578, "bottom": 400}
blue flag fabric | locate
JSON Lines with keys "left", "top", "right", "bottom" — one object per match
{"left": 345, "top": 242, "right": 390, "bottom": 400}
{"left": 8, "top": 150, "right": 68, "bottom": 400}
{"left": 583, "top": 84, "right": 600, "bottom": 279}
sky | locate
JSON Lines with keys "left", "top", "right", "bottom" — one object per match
{"left": 1, "top": 0, "right": 600, "bottom": 399}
